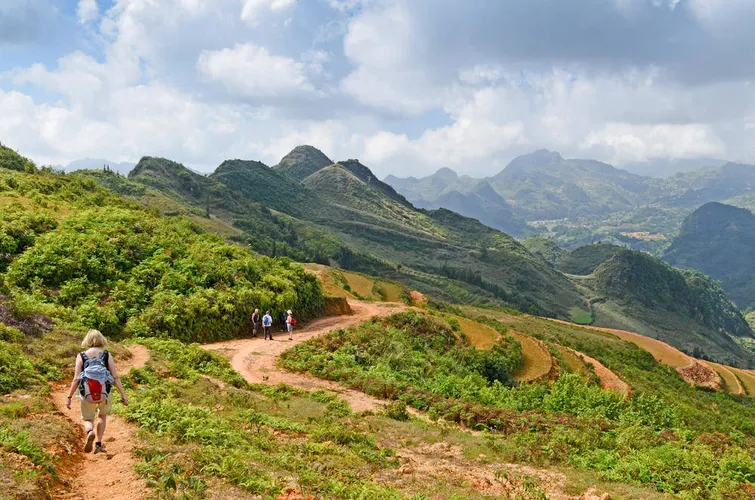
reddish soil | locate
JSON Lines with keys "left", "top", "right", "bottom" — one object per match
{"left": 52, "top": 345, "right": 149, "bottom": 500}
{"left": 202, "top": 301, "right": 407, "bottom": 413}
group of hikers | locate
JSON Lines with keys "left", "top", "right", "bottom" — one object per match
{"left": 249, "top": 308, "right": 296, "bottom": 341}
{"left": 67, "top": 309, "right": 299, "bottom": 453}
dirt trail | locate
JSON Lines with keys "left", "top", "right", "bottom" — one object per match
{"left": 563, "top": 347, "right": 631, "bottom": 397}
{"left": 547, "top": 318, "right": 721, "bottom": 389}
{"left": 702, "top": 360, "right": 745, "bottom": 395}
{"left": 203, "top": 301, "right": 406, "bottom": 412}
{"left": 52, "top": 345, "right": 149, "bottom": 500}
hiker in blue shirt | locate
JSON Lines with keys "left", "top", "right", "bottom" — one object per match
{"left": 262, "top": 311, "right": 273, "bottom": 340}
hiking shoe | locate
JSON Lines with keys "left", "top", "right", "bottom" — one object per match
{"left": 84, "top": 431, "right": 95, "bottom": 453}
{"left": 94, "top": 444, "right": 105, "bottom": 454}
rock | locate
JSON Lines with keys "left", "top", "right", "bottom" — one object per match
{"left": 399, "top": 465, "right": 414, "bottom": 475}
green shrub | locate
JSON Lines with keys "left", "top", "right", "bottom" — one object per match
{"left": 0, "top": 341, "right": 41, "bottom": 393}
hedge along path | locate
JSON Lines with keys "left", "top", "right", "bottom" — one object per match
{"left": 702, "top": 360, "right": 745, "bottom": 396}
{"left": 546, "top": 318, "right": 721, "bottom": 390}
{"left": 52, "top": 345, "right": 149, "bottom": 500}
{"left": 202, "top": 300, "right": 408, "bottom": 413}
{"left": 561, "top": 346, "right": 631, "bottom": 397}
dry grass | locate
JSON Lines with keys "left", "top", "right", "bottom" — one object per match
{"left": 702, "top": 361, "right": 744, "bottom": 395}
{"left": 556, "top": 345, "right": 589, "bottom": 379}
{"left": 380, "top": 282, "right": 404, "bottom": 302}
{"left": 451, "top": 315, "right": 500, "bottom": 351}
{"left": 341, "top": 271, "right": 376, "bottom": 298}
{"left": 509, "top": 330, "right": 553, "bottom": 382}
{"left": 731, "top": 368, "right": 755, "bottom": 396}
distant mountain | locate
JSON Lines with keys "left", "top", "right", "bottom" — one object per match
{"left": 384, "top": 167, "right": 478, "bottom": 205}
{"left": 489, "top": 150, "right": 651, "bottom": 220}
{"left": 273, "top": 145, "right": 333, "bottom": 182}
{"left": 90, "top": 145, "right": 755, "bottom": 366}
{"left": 620, "top": 158, "right": 726, "bottom": 178}
{"left": 663, "top": 202, "right": 755, "bottom": 308}
{"left": 63, "top": 158, "right": 136, "bottom": 175}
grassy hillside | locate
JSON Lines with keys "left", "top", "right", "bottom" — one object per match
{"left": 588, "top": 249, "right": 755, "bottom": 366}
{"left": 663, "top": 202, "right": 755, "bottom": 308}
{"left": 556, "top": 243, "right": 624, "bottom": 275}
{"left": 282, "top": 310, "right": 755, "bottom": 499}
{"left": 272, "top": 144, "right": 333, "bottom": 181}
{"left": 522, "top": 237, "right": 569, "bottom": 266}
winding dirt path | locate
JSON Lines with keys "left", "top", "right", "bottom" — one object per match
{"left": 52, "top": 345, "right": 149, "bottom": 500}
{"left": 202, "top": 301, "right": 406, "bottom": 412}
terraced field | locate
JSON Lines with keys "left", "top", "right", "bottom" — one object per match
{"left": 702, "top": 361, "right": 745, "bottom": 395}
{"left": 451, "top": 315, "right": 500, "bottom": 350}
{"left": 509, "top": 330, "right": 553, "bottom": 382}
{"left": 732, "top": 368, "right": 755, "bottom": 396}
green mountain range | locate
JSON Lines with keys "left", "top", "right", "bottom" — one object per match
{"left": 384, "top": 150, "right": 755, "bottom": 254}
{"left": 663, "top": 202, "right": 755, "bottom": 309}
{"left": 56, "top": 143, "right": 750, "bottom": 366}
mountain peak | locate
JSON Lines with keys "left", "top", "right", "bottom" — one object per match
{"left": 273, "top": 145, "right": 334, "bottom": 181}
{"left": 434, "top": 167, "right": 459, "bottom": 180}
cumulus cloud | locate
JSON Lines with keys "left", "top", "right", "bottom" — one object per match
{"left": 76, "top": 0, "right": 98, "bottom": 24}
{"left": 4, "top": 0, "right": 755, "bottom": 175}
{"left": 241, "top": 0, "right": 296, "bottom": 24}
{"left": 197, "top": 43, "right": 315, "bottom": 98}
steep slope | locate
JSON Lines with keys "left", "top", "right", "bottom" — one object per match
{"left": 272, "top": 145, "right": 333, "bottom": 181}
{"left": 663, "top": 202, "right": 755, "bottom": 308}
{"left": 0, "top": 143, "right": 36, "bottom": 172}
{"left": 588, "top": 249, "right": 755, "bottom": 366}
{"left": 430, "top": 181, "right": 529, "bottom": 236}
{"left": 210, "top": 158, "right": 319, "bottom": 217}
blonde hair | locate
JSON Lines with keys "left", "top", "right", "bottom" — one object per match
{"left": 81, "top": 329, "right": 108, "bottom": 349}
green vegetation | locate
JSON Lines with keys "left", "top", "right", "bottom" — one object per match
{"left": 556, "top": 243, "right": 623, "bottom": 275}
{"left": 663, "top": 202, "right": 755, "bottom": 308}
{"left": 0, "top": 143, "right": 36, "bottom": 173}
{"left": 523, "top": 237, "right": 569, "bottom": 266}
{"left": 587, "top": 249, "right": 755, "bottom": 366}
{"left": 273, "top": 144, "right": 334, "bottom": 182}
{"left": 120, "top": 339, "right": 405, "bottom": 499}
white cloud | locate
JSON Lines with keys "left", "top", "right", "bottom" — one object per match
{"left": 77, "top": 0, "right": 99, "bottom": 24}
{"left": 582, "top": 123, "right": 726, "bottom": 164}
{"left": 197, "top": 43, "right": 315, "bottom": 98}
{"left": 240, "top": 0, "right": 296, "bottom": 24}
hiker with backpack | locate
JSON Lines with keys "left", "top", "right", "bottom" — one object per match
{"left": 250, "top": 308, "right": 260, "bottom": 337}
{"left": 65, "top": 330, "right": 128, "bottom": 454}
{"left": 262, "top": 310, "right": 273, "bottom": 340}
{"left": 286, "top": 310, "right": 296, "bottom": 340}
{"left": 279, "top": 310, "right": 287, "bottom": 332}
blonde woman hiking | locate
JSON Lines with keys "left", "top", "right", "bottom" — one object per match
{"left": 65, "top": 330, "right": 128, "bottom": 454}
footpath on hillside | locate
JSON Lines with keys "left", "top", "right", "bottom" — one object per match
{"left": 52, "top": 345, "right": 149, "bottom": 500}
{"left": 203, "top": 300, "right": 406, "bottom": 412}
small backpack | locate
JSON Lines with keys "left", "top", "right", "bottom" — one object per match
{"left": 291, "top": 317, "right": 297, "bottom": 326}
{"left": 78, "top": 351, "right": 114, "bottom": 403}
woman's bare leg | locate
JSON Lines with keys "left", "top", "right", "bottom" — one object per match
{"left": 96, "top": 414, "right": 107, "bottom": 443}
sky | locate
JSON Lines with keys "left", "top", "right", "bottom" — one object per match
{"left": 1, "top": 0, "right": 755, "bottom": 177}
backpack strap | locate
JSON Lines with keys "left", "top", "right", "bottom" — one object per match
{"left": 101, "top": 350, "right": 110, "bottom": 372}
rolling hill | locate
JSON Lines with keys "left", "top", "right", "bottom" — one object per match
{"left": 64, "top": 144, "right": 754, "bottom": 366}
{"left": 663, "top": 202, "right": 755, "bottom": 308}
